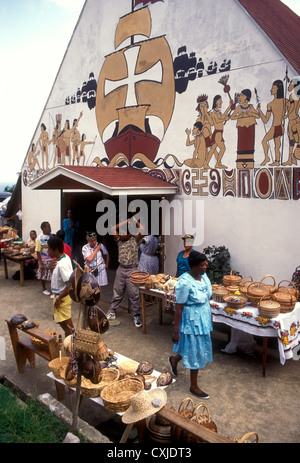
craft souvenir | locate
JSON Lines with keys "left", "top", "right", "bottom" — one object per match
{"left": 137, "top": 361, "right": 153, "bottom": 375}
{"left": 10, "top": 314, "right": 27, "bottom": 326}
{"left": 156, "top": 372, "right": 172, "bottom": 387}
{"left": 87, "top": 305, "right": 109, "bottom": 334}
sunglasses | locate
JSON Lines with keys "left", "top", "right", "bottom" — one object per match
{"left": 87, "top": 232, "right": 97, "bottom": 238}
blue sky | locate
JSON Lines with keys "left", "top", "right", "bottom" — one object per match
{"left": 0, "top": 0, "right": 299, "bottom": 186}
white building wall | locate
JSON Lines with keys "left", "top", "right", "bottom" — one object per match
{"left": 20, "top": 0, "right": 300, "bottom": 282}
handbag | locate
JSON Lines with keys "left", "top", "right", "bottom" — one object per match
{"left": 74, "top": 329, "right": 102, "bottom": 356}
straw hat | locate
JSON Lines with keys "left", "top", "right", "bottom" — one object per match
{"left": 122, "top": 388, "right": 167, "bottom": 424}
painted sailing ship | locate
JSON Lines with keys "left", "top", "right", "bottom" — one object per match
{"left": 96, "top": 4, "right": 175, "bottom": 165}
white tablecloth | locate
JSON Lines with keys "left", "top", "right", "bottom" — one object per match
{"left": 211, "top": 301, "right": 300, "bottom": 365}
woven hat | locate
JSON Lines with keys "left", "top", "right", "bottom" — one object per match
{"left": 122, "top": 388, "right": 167, "bottom": 424}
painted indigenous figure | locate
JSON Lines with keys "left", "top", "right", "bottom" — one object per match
{"left": 185, "top": 121, "right": 206, "bottom": 168}
{"left": 282, "top": 79, "right": 300, "bottom": 166}
{"left": 62, "top": 112, "right": 83, "bottom": 166}
{"left": 195, "top": 95, "right": 213, "bottom": 164}
{"left": 79, "top": 134, "right": 95, "bottom": 166}
{"left": 37, "top": 123, "right": 50, "bottom": 170}
{"left": 28, "top": 143, "right": 41, "bottom": 171}
{"left": 205, "top": 95, "right": 231, "bottom": 169}
{"left": 257, "top": 79, "right": 288, "bottom": 166}
{"left": 230, "top": 89, "right": 260, "bottom": 168}
{"left": 71, "top": 119, "right": 81, "bottom": 165}
{"left": 51, "top": 120, "right": 66, "bottom": 168}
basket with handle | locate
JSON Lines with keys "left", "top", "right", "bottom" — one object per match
{"left": 272, "top": 283, "right": 297, "bottom": 313}
{"left": 223, "top": 270, "right": 242, "bottom": 287}
{"left": 191, "top": 402, "right": 217, "bottom": 433}
{"left": 258, "top": 295, "right": 280, "bottom": 319}
{"left": 246, "top": 283, "right": 270, "bottom": 307}
{"left": 239, "top": 276, "right": 253, "bottom": 297}
{"left": 171, "top": 398, "right": 217, "bottom": 443}
{"left": 259, "top": 275, "right": 277, "bottom": 294}
{"left": 276, "top": 280, "right": 299, "bottom": 299}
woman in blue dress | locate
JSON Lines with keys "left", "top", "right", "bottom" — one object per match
{"left": 169, "top": 251, "right": 212, "bottom": 399}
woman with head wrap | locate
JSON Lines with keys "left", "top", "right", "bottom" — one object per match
{"left": 169, "top": 251, "right": 212, "bottom": 399}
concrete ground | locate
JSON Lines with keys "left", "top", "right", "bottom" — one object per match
{"left": 1, "top": 259, "right": 300, "bottom": 444}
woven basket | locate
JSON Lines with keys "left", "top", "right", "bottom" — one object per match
{"left": 272, "top": 287, "right": 297, "bottom": 313}
{"left": 258, "top": 296, "right": 280, "bottom": 319}
{"left": 259, "top": 275, "right": 277, "bottom": 294}
{"left": 93, "top": 339, "right": 109, "bottom": 361}
{"left": 60, "top": 369, "right": 77, "bottom": 388}
{"left": 223, "top": 294, "right": 248, "bottom": 310}
{"left": 74, "top": 329, "right": 102, "bottom": 356}
{"left": 212, "top": 286, "right": 229, "bottom": 302}
{"left": 101, "top": 378, "right": 143, "bottom": 412}
{"left": 48, "top": 356, "right": 69, "bottom": 379}
{"left": 130, "top": 271, "right": 149, "bottom": 287}
{"left": 276, "top": 280, "right": 299, "bottom": 299}
{"left": 191, "top": 402, "right": 217, "bottom": 433}
{"left": 171, "top": 398, "right": 217, "bottom": 443}
{"left": 246, "top": 283, "right": 270, "bottom": 307}
{"left": 223, "top": 270, "right": 242, "bottom": 287}
{"left": 239, "top": 276, "right": 253, "bottom": 295}
{"left": 226, "top": 285, "right": 240, "bottom": 295}
{"left": 31, "top": 330, "right": 57, "bottom": 351}
{"left": 118, "top": 360, "right": 139, "bottom": 375}
{"left": 95, "top": 367, "right": 120, "bottom": 391}
{"left": 81, "top": 377, "right": 104, "bottom": 398}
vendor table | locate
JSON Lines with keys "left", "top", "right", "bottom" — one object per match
{"left": 211, "top": 300, "right": 300, "bottom": 376}
{"left": 2, "top": 253, "right": 30, "bottom": 286}
{"left": 47, "top": 351, "right": 175, "bottom": 443}
{"left": 140, "top": 287, "right": 165, "bottom": 334}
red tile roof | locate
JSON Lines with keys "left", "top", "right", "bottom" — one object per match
{"left": 238, "top": 0, "right": 300, "bottom": 74}
{"left": 62, "top": 166, "right": 175, "bottom": 189}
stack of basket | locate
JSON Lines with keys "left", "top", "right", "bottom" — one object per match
{"left": 223, "top": 270, "right": 242, "bottom": 288}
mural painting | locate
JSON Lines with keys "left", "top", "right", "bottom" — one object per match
{"left": 23, "top": 0, "right": 300, "bottom": 201}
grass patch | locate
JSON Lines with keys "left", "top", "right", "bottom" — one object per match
{"left": 0, "top": 383, "right": 85, "bottom": 443}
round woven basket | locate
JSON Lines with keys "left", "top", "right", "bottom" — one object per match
{"left": 259, "top": 275, "right": 277, "bottom": 294}
{"left": 118, "top": 360, "right": 139, "bottom": 375}
{"left": 246, "top": 283, "right": 270, "bottom": 307}
{"left": 272, "top": 289, "right": 297, "bottom": 314}
{"left": 223, "top": 294, "right": 248, "bottom": 310}
{"left": 101, "top": 378, "right": 143, "bottom": 412}
{"left": 276, "top": 280, "right": 299, "bottom": 299}
{"left": 258, "top": 296, "right": 280, "bottom": 319}
{"left": 212, "top": 286, "right": 229, "bottom": 302}
{"left": 239, "top": 276, "right": 253, "bottom": 296}
{"left": 94, "top": 367, "right": 120, "bottom": 392}
{"left": 81, "top": 377, "right": 104, "bottom": 398}
{"left": 60, "top": 369, "right": 77, "bottom": 388}
{"left": 48, "top": 356, "right": 69, "bottom": 379}
{"left": 223, "top": 270, "right": 242, "bottom": 287}
{"left": 130, "top": 271, "right": 149, "bottom": 287}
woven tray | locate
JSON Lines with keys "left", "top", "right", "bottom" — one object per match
{"left": 118, "top": 360, "right": 139, "bottom": 375}
{"left": 101, "top": 378, "right": 143, "bottom": 412}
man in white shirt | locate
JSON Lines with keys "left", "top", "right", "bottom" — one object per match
{"left": 47, "top": 235, "right": 74, "bottom": 337}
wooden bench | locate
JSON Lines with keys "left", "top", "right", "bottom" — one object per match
{"left": 6, "top": 319, "right": 65, "bottom": 400}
